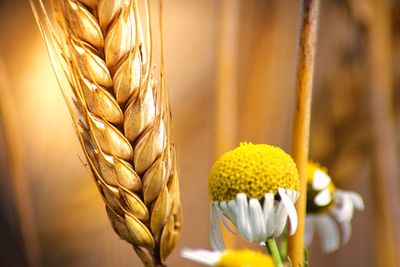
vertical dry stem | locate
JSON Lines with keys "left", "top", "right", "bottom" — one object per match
{"left": 287, "top": 0, "right": 320, "bottom": 265}
{"left": 0, "top": 61, "right": 42, "bottom": 267}
{"left": 215, "top": 0, "right": 239, "bottom": 249}
{"left": 367, "top": 0, "right": 400, "bottom": 266}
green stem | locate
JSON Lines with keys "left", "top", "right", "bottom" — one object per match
{"left": 266, "top": 237, "right": 283, "bottom": 267}
{"left": 280, "top": 228, "right": 288, "bottom": 261}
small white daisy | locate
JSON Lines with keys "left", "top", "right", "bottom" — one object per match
{"left": 208, "top": 143, "right": 300, "bottom": 250}
{"left": 181, "top": 248, "right": 275, "bottom": 267}
{"left": 305, "top": 162, "right": 364, "bottom": 253}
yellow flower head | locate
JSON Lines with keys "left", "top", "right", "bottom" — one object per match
{"left": 209, "top": 143, "right": 300, "bottom": 201}
{"left": 216, "top": 250, "right": 275, "bottom": 267}
{"left": 306, "top": 161, "right": 336, "bottom": 213}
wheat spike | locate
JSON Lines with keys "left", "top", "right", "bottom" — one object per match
{"left": 29, "top": 0, "right": 182, "bottom": 266}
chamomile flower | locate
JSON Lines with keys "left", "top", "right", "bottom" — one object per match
{"left": 181, "top": 248, "right": 275, "bottom": 267}
{"left": 305, "top": 162, "right": 364, "bottom": 253}
{"left": 208, "top": 143, "right": 300, "bottom": 250}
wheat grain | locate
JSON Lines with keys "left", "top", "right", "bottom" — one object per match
{"left": 30, "top": 0, "right": 182, "bottom": 266}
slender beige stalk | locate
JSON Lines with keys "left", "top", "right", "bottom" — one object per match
{"left": 0, "top": 61, "right": 42, "bottom": 267}
{"left": 215, "top": 0, "right": 239, "bottom": 249}
{"left": 288, "top": 0, "right": 320, "bottom": 265}
{"left": 367, "top": 0, "right": 400, "bottom": 266}
{"left": 29, "top": 1, "right": 181, "bottom": 266}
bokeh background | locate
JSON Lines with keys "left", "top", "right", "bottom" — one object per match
{"left": 0, "top": 0, "right": 399, "bottom": 266}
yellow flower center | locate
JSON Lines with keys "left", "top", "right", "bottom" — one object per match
{"left": 306, "top": 161, "right": 336, "bottom": 213}
{"left": 216, "top": 250, "right": 275, "bottom": 267}
{"left": 209, "top": 143, "right": 300, "bottom": 201}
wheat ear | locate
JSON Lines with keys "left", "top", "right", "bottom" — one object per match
{"left": 29, "top": 0, "right": 182, "bottom": 266}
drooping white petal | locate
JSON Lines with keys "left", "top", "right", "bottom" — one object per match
{"left": 217, "top": 204, "right": 236, "bottom": 234}
{"left": 263, "top": 193, "right": 275, "bottom": 237}
{"left": 285, "top": 190, "right": 294, "bottom": 202}
{"left": 315, "top": 215, "right": 340, "bottom": 253}
{"left": 249, "top": 199, "right": 267, "bottom": 242}
{"left": 314, "top": 188, "right": 332, "bottom": 207}
{"left": 236, "top": 193, "right": 253, "bottom": 242}
{"left": 333, "top": 190, "right": 344, "bottom": 203}
{"left": 332, "top": 192, "right": 354, "bottom": 222}
{"left": 278, "top": 188, "right": 298, "bottom": 235}
{"left": 209, "top": 204, "right": 225, "bottom": 251}
{"left": 313, "top": 170, "right": 332, "bottom": 190}
{"left": 220, "top": 201, "right": 237, "bottom": 225}
{"left": 291, "top": 191, "right": 300, "bottom": 203}
{"left": 348, "top": 191, "right": 365, "bottom": 210}
{"left": 228, "top": 200, "right": 237, "bottom": 221}
{"left": 339, "top": 220, "right": 352, "bottom": 245}
{"left": 181, "top": 248, "right": 222, "bottom": 266}
{"left": 305, "top": 215, "right": 315, "bottom": 246}
{"left": 273, "top": 200, "right": 288, "bottom": 237}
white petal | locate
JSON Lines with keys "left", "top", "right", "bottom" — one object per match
{"left": 313, "top": 170, "right": 331, "bottom": 190}
{"left": 305, "top": 216, "right": 315, "bottom": 246}
{"left": 290, "top": 191, "right": 300, "bottom": 203}
{"left": 227, "top": 200, "right": 239, "bottom": 232}
{"left": 236, "top": 193, "right": 253, "bottom": 242}
{"left": 220, "top": 201, "right": 237, "bottom": 225}
{"left": 334, "top": 190, "right": 344, "bottom": 202}
{"left": 273, "top": 201, "right": 288, "bottom": 237}
{"left": 228, "top": 200, "right": 238, "bottom": 221}
{"left": 332, "top": 192, "right": 354, "bottom": 222}
{"left": 295, "top": 191, "right": 300, "bottom": 202}
{"left": 209, "top": 204, "right": 225, "bottom": 251}
{"left": 314, "top": 188, "right": 332, "bottom": 207}
{"left": 315, "top": 215, "right": 340, "bottom": 253}
{"left": 348, "top": 192, "right": 364, "bottom": 210}
{"left": 217, "top": 205, "right": 236, "bottom": 234}
{"left": 263, "top": 193, "right": 275, "bottom": 237}
{"left": 285, "top": 190, "right": 294, "bottom": 202}
{"left": 340, "top": 220, "right": 352, "bottom": 245}
{"left": 181, "top": 248, "right": 221, "bottom": 265}
{"left": 279, "top": 188, "right": 298, "bottom": 235}
{"left": 249, "top": 199, "right": 267, "bottom": 242}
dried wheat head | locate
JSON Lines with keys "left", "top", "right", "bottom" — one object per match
{"left": 30, "top": 0, "right": 182, "bottom": 266}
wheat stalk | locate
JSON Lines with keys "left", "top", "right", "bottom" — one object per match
{"left": 29, "top": 0, "right": 181, "bottom": 266}
{"left": 288, "top": 0, "right": 320, "bottom": 265}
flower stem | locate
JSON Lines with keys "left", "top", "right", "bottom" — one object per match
{"left": 266, "top": 237, "right": 283, "bottom": 267}
{"left": 280, "top": 228, "right": 287, "bottom": 261}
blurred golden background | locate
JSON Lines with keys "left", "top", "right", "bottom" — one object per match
{"left": 0, "top": 0, "right": 399, "bottom": 266}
